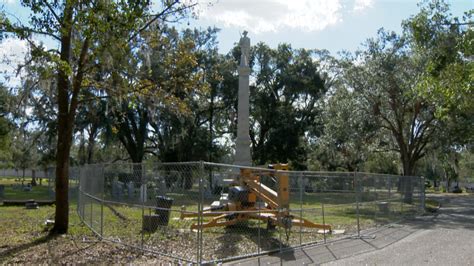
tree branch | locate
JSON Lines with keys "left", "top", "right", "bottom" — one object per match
{"left": 42, "top": 0, "right": 63, "bottom": 27}
{"left": 127, "top": 1, "right": 196, "bottom": 42}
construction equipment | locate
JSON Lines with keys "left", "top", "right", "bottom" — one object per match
{"left": 180, "top": 164, "right": 332, "bottom": 232}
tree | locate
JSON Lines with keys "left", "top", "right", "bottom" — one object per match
{"left": 11, "top": 128, "right": 40, "bottom": 184}
{"left": 249, "top": 43, "right": 328, "bottom": 168}
{"left": 101, "top": 26, "right": 216, "bottom": 164}
{"left": 74, "top": 89, "right": 108, "bottom": 165}
{"left": 1, "top": 0, "right": 195, "bottom": 234}
{"left": 343, "top": 31, "right": 438, "bottom": 177}
{"left": 152, "top": 27, "right": 234, "bottom": 164}
{"left": 341, "top": 30, "right": 441, "bottom": 202}
{"left": 0, "top": 84, "right": 12, "bottom": 165}
{"left": 311, "top": 87, "right": 378, "bottom": 171}
{"left": 403, "top": 0, "right": 473, "bottom": 146}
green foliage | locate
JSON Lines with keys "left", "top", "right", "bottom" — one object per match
{"left": 362, "top": 152, "right": 399, "bottom": 175}
{"left": 2, "top": 0, "right": 197, "bottom": 233}
{"left": 0, "top": 84, "right": 13, "bottom": 165}
{"left": 340, "top": 29, "right": 439, "bottom": 176}
{"left": 99, "top": 26, "right": 224, "bottom": 163}
{"left": 459, "top": 149, "right": 474, "bottom": 182}
{"left": 310, "top": 87, "right": 378, "bottom": 171}
{"left": 249, "top": 43, "right": 328, "bottom": 167}
{"left": 403, "top": 0, "right": 474, "bottom": 146}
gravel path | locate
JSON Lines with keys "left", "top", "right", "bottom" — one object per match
{"left": 324, "top": 194, "right": 474, "bottom": 265}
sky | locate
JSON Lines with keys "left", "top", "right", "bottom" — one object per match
{"left": 187, "top": 0, "right": 472, "bottom": 54}
{"left": 0, "top": 0, "right": 472, "bottom": 85}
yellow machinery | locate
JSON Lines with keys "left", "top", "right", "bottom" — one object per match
{"left": 181, "top": 164, "right": 332, "bottom": 232}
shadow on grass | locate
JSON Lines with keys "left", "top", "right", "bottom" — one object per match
{"left": 211, "top": 224, "right": 291, "bottom": 259}
{"left": 0, "top": 233, "right": 57, "bottom": 263}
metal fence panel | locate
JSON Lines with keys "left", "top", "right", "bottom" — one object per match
{"left": 76, "top": 162, "right": 425, "bottom": 264}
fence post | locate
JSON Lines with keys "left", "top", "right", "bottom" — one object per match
{"left": 258, "top": 169, "right": 262, "bottom": 255}
{"left": 354, "top": 171, "right": 361, "bottom": 238}
{"left": 197, "top": 161, "right": 204, "bottom": 265}
{"left": 322, "top": 194, "right": 326, "bottom": 244}
{"left": 278, "top": 168, "right": 282, "bottom": 254}
{"left": 388, "top": 175, "right": 391, "bottom": 200}
{"left": 400, "top": 176, "right": 404, "bottom": 215}
{"left": 90, "top": 197, "right": 93, "bottom": 228}
{"left": 141, "top": 163, "right": 145, "bottom": 250}
{"left": 420, "top": 176, "right": 425, "bottom": 214}
{"left": 373, "top": 176, "right": 377, "bottom": 226}
{"left": 299, "top": 173, "right": 303, "bottom": 246}
{"left": 77, "top": 167, "right": 81, "bottom": 219}
{"left": 100, "top": 165, "right": 104, "bottom": 238}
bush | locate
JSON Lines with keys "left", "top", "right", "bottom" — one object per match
{"left": 424, "top": 181, "right": 432, "bottom": 188}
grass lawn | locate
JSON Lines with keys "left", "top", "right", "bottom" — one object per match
{"left": 1, "top": 184, "right": 422, "bottom": 264}
{"left": 0, "top": 204, "right": 174, "bottom": 264}
{"left": 74, "top": 189, "right": 420, "bottom": 262}
{"left": 0, "top": 177, "right": 54, "bottom": 201}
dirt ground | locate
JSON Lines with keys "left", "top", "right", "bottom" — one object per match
{"left": 0, "top": 205, "right": 175, "bottom": 264}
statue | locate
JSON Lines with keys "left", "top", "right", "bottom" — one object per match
{"left": 239, "top": 31, "right": 250, "bottom": 66}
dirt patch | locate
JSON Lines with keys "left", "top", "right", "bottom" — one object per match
{"left": 0, "top": 206, "right": 174, "bottom": 264}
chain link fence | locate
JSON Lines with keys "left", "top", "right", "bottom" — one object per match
{"left": 0, "top": 167, "right": 79, "bottom": 203}
{"left": 77, "top": 162, "right": 425, "bottom": 264}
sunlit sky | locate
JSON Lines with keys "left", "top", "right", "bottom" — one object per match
{"left": 187, "top": 0, "right": 472, "bottom": 54}
{"left": 0, "top": 0, "right": 472, "bottom": 85}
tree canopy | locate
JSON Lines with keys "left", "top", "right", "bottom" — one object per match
{"left": 0, "top": 0, "right": 472, "bottom": 231}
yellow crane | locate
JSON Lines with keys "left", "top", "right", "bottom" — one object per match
{"left": 181, "top": 164, "right": 332, "bottom": 232}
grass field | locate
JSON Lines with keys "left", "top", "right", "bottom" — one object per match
{"left": 0, "top": 177, "right": 80, "bottom": 201}
{"left": 0, "top": 204, "right": 174, "bottom": 264}
{"left": 75, "top": 189, "right": 420, "bottom": 262}
{"left": 1, "top": 179, "right": 422, "bottom": 263}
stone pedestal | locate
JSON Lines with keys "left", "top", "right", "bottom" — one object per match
{"left": 234, "top": 31, "right": 252, "bottom": 167}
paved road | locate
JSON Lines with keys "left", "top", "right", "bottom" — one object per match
{"left": 325, "top": 194, "right": 474, "bottom": 265}
{"left": 227, "top": 194, "right": 474, "bottom": 265}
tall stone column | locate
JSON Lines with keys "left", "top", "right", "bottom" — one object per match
{"left": 234, "top": 31, "right": 252, "bottom": 166}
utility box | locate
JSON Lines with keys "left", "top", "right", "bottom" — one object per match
{"left": 228, "top": 186, "right": 249, "bottom": 203}
{"left": 142, "top": 214, "right": 160, "bottom": 232}
{"left": 155, "top": 196, "right": 173, "bottom": 226}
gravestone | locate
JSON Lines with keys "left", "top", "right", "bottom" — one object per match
{"left": 23, "top": 183, "right": 32, "bottom": 192}
{"left": 140, "top": 184, "right": 147, "bottom": 203}
{"left": 25, "top": 199, "right": 39, "bottom": 209}
{"left": 49, "top": 188, "right": 55, "bottom": 198}
{"left": 157, "top": 179, "right": 166, "bottom": 195}
{"left": 378, "top": 202, "right": 390, "bottom": 214}
{"left": 127, "top": 182, "right": 134, "bottom": 199}
{"left": 112, "top": 180, "right": 124, "bottom": 200}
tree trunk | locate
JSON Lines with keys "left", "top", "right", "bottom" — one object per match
{"left": 31, "top": 169, "right": 37, "bottom": 186}
{"left": 52, "top": 2, "right": 74, "bottom": 234}
{"left": 53, "top": 136, "right": 71, "bottom": 234}
{"left": 86, "top": 124, "right": 97, "bottom": 164}
{"left": 52, "top": 61, "right": 73, "bottom": 234}
{"left": 401, "top": 156, "right": 415, "bottom": 204}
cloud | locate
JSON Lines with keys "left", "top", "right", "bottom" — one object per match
{"left": 353, "top": 0, "right": 374, "bottom": 12}
{"left": 0, "top": 38, "right": 28, "bottom": 86}
{"left": 196, "top": 0, "right": 345, "bottom": 33}
{"left": 0, "top": 0, "right": 17, "bottom": 4}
